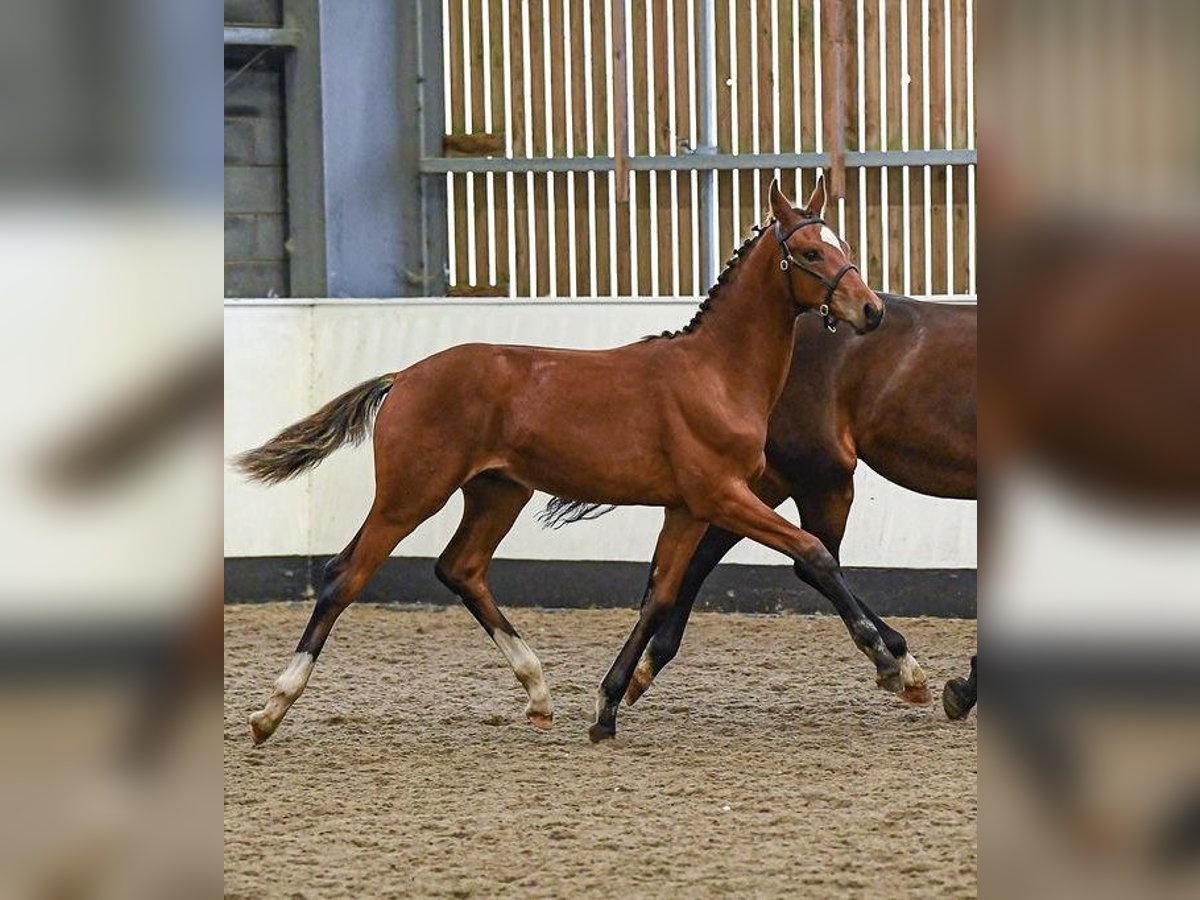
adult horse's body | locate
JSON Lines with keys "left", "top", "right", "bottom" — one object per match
{"left": 546, "top": 293, "right": 977, "bottom": 715}
{"left": 235, "top": 181, "right": 921, "bottom": 745}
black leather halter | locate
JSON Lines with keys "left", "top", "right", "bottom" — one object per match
{"left": 774, "top": 216, "right": 859, "bottom": 333}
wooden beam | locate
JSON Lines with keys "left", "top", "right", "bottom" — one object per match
{"left": 612, "top": 0, "right": 630, "bottom": 203}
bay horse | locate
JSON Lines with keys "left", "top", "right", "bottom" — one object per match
{"left": 545, "top": 295, "right": 976, "bottom": 717}
{"left": 235, "top": 179, "right": 919, "bottom": 744}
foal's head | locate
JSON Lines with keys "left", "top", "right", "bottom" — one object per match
{"left": 769, "top": 178, "right": 884, "bottom": 334}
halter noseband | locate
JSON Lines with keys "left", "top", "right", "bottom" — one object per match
{"left": 774, "top": 216, "right": 859, "bottom": 333}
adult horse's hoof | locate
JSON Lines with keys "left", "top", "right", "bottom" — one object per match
{"left": 588, "top": 721, "right": 616, "bottom": 743}
{"left": 526, "top": 708, "right": 554, "bottom": 730}
{"left": 248, "top": 710, "right": 277, "bottom": 745}
{"left": 942, "top": 677, "right": 974, "bottom": 720}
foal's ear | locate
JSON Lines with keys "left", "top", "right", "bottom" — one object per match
{"left": 768, "top": 179, "right": 798, "bottom": 226}
{"left": 805, "top": 175, "right": 828, "bottom": 217}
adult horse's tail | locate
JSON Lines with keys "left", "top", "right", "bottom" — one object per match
{"left": 233, "top": 374, "right": 395, "bottom": 484}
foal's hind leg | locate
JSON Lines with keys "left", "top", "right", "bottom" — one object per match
{"left": 434, "top": 475, "right": 553, "bottom": 728}
{"left": 591, "top": 508, "right": 708, "bottom": 741}
{"left": 248, "top": 508, "right": 422, "bottom": 744}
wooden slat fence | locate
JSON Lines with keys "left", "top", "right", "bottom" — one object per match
{"left": 439, "top": 0, "right": 975, "bottom": 299}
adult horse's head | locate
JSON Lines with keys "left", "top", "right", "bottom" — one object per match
{"left": 768, "top": 178, "right": 884, "bottom": 334}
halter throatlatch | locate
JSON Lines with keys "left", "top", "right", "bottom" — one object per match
{"left": 775, "top": 216, "right": 859, "bottom": 333}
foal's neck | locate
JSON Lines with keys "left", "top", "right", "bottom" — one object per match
{"left": 687, "top": 235, "right": 799, "bottom": 417}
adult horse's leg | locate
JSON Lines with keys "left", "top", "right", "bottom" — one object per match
{"left": 707, "top": 485, "right": 903, "bottom": 694}
{"left": 434, "top": 474, "right": 554, "bottom": 729}
{"left": 249, "top": 505, "right": 424, "bottom": 744}
{"left": 590, "top": 508, "right": 708, "bottom": 741}
{"left": 793, "top": 478, "right": 931, "bottom": 703}
{"left": 943, "top": 654, "right": 977, "bottom": 719}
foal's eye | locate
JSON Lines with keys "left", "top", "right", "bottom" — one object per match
{"left": 802, "top": 249, "right": 821, "bottom": 262}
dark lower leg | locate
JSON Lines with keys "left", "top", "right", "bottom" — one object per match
{"left": 591, "top": 601, "right": 674, "bottom": 741}
{"left": 627, "top": 525, "right": 744, "bottom": 705}
{"left": 250, "top": 514, "right": 409, "bottom": 745}
{"left": 591, "top": 509, "right": 706, "bottom": 741}
{"left": 710, "top": 488, "right": 901, "bottom": 689}
{"left": 943, "top": 654, "right": 978, "bottom": 719}
{"left": 435, "top": 476, "right": 549, "bottom": 725}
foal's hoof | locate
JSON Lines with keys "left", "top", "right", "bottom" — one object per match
{"left": 624, "top": 663, "right": 655, "bottom": 707}
{"left": 588, "top": 721, "right": 616, "bottom": 743}
{"left": 875, "top": 668, "right": 906, "bottom": 695}
{"left": 248, "top": 710, "right": 277, "bottom": 745}
{"left": 942, "top": 678, "right": 975, "bottom": 720}
{"left": 896, "top": 654, "right": 932, "bottom": 704}
{"left": 525, "top": 708, "right": 554, "bottom": 730}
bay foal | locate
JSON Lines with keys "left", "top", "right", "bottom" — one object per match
{"left": 236, "top": 180, "right": 902, "bottom": 744}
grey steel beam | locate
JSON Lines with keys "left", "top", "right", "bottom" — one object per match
{"left": 419, "top": 148, "right": 977, "bottom": 175}
{"left": 695, "top": 0, "right": 717, "bottom": 289}
{"left": 417, "top": 0, "right": 449, "bottom": 296}
{"left": 223, "top": 26, "right": 301, "bottom": 47}
{"left": 280, "top": 0, "right": 326, "bottom": 296}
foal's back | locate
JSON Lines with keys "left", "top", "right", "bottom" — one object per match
{"left": 376, "top": 339, "right": 683, "bottom": 503}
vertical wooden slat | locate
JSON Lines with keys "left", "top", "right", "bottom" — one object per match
{"left": 885, "top": 0, "right": 905, "bottom": 290}
{"left": 673, "top": 0, "right": 695, "bottom": 295}
{"left": 756, "top": 0, "right": 775, "bottom": 208}
{"left": 590, "top": 0, "right": 612, "bottom": 295}
{"left": 775, "top": 0, "right": 797, "bottom": 201}
{"left": 570, "top": 0, "right": 591, "bottom": 296}
{"left": 548, "top": 0, "right": 570, "bottom": 296}
{"left": 489, "top": 0, "right": 509, "bottom": 292}
{"left": 905, "top": 0, "right": 925, "bottom": 292}
{"left": 715, "top": 0, "right": 734, "bottom": 262}
{"left": 612, "top": 0, "right": 632, "bottom": 293}
{"left": 950, "top": 0, "right": 969, "bottom": 293}
{"left": 653, "top": 0, "right": 673, "bottom": 294}
{"left": 448, "top": 2, "right": 469, "bottom": 289}
{"left": 841, "top": 0, "right": 862, "bottom": 263}
{"left": 796, "top": 0, "right": 817, "bottom": 204}
{"left": 469, "top": 1, "right": 489, "bottom": 286}
{"left": 527, "top": 0, "right": 550, "bottom": 295}
{"left": 736, "top": 0, "right": 755, "bottom": 233}
{"left": 612, "top": 0, "right": 630, "bottom": 206}
{"left": 821, "top": 0, "right": 846, "bottom": 198}
{"left": 631, "top": 0, "right": 652, "bottom": 294}
{"left": 509, "top": 0, "right": 531, "bottom": 295}
{"left": 927, "top": 0, "right": 947, "bottom": 294}
{"left": 862, "top": 0, "right": 882, "bottom": 285}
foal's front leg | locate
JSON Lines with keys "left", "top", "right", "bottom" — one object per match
{"left": 590, "top": 508, "right": 708, "bottom": 742}
{"left": 708, "top": 485, "right": 904, "bottom": 693}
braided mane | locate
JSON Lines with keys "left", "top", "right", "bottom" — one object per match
{"left": 542, "top": 215, "right": 798, "bottom": 528}
{"left": 642, "top": 217, "right": 775, "bottom": 341}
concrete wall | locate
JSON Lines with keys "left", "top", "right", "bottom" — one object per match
{"left": 224, "top": 299, "right": 976, "bottom": 568}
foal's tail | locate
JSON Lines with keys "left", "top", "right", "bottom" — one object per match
{"left": 232, "top": 374, "right": 395, "bottom": 484}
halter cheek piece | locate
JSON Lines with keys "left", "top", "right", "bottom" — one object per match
{"left": 774, "top": 216, "right": 859, "bottom": 333}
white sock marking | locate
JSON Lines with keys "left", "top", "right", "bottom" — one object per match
{"left": 898, "top": 652, "right": 928, "bottom": 688}
{"left": 493, "top": 631, "right": 551, "bottom": 715}
{"left": 275, "top": 652, "right": 315, "bottom": 701}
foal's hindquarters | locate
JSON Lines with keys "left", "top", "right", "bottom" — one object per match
{"left": 247, "top": 352, "right": 559, "bottom": 744}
